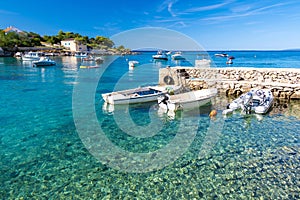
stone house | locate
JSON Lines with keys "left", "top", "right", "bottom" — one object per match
{"left": 60, "top": 38, "right": 87, "bottom": 52}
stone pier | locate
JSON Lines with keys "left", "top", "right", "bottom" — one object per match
{"left": 159, "top": 67, "right": 300, "bottom": 99}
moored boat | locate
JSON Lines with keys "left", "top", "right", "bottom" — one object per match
{"left": 152, "top": 50, "right": 168, "bottom": 60}
{"left": 14, "top": 52, "right": 22, "bottom": 58}
{"left": 22, "top": 51, "right": 44, "bottom": 61}
{"left": 74, "top": 52, "right": 88, "bottom": 58}
{"left": 32, "top": 57, "right": 56, "bottom": 67}
{"left": 158, "top": 88, "right": 218, "bottom": 112}
{"left": 214, "top": 53, "right": 228, "bottom": 57}
{"left": 128, "top": 60, "right": 139, "bottom": 69}
{"left": 222, "top": 88, "right": 274, "bottom": 115}
{"left": 102, "top": 85, "right": 181, "bottom": 105}
{"left": 171, "top": 52, "right": 185, "bottom": 60}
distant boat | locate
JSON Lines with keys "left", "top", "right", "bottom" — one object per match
{"left": 158, "top": 88, "right": 218, "bottom": 112}
{"left": 226, "top": 56, "right": 235, "bottom": 64}
{"left": 95, "top": 57, "right": 104, "bottom": 63}
{"left": 14, "top": 52, "right": 22, "bottom": 58}
{"left": 32, "top": 57, "right": 56, "bottom": 67}
{"left": 128, "top": 60, "right": 139, "bottom": 69}
{"left": 152, "top": 51, "right": 168, "bottom": 60}
{"left": 83, "top": 55, "right": 94, "bottom": 61}
{"left": 226, "top": 59, "right": 233, "bottom": 64}
{"left": 171, "top": 52, "right": 185, "bottom": 60}
{"left": 74, "top": 52, "right": 88, "bottom": 58}
{"left": 214, "top": 53, "right": 228, "bottom": 57}
{"left": 22, "top": 52, "right": 44, "bottom": 61}
{"left": 166, "top": 51, "right": 172, "bottom": 55}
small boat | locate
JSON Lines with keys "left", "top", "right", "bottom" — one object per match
{"left": 74, "top": 52, "right": 88, "bottom": 58}
{"left": 83, "top": 55, "right": 95, "bottom": 61}
{"left": 14, "top": 52, "right": 22, "bottom": 58}
{"left": 152, "top": 51, "right": 168, "bottom": 60}
{"left": 214, "top": 53, "right": 228, "bottom": 57}
{"left": 128, "top": 60, "right": 139, "bottom": 69}
{"left": 158, "top": 88, "right": 218, "bottom": 112}
{"left": 95, "top": 57, "right": 104, "bottom": 63}
{"left": 32, "top": 57, "right": 56, "bottom": 67}
{"left": 226, "top": 56, "right": 235, "bottom": 64}
{"left": 171, "top": 52, "right": 185, "bottom": 60}
{"left": 226, "top": 59, "right": 233, "bottom": 64}
{"left": 22, "top": 52, "right": 44, "bottom": 61}
{"left": 102, "top": 85, "right": 181, "bottom": 105}
{"left": 222, "top": 88, "right": 274, "bottom": 115}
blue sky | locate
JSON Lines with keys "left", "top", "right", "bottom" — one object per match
{"left": 1, "top": 0, "right": 300, "bottom": 50}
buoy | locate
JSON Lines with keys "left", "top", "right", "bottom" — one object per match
{"left": 209, "top": 110, "right": 217, "bottom": 118}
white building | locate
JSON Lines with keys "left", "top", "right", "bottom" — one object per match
{"left": 61, "top": 38, "right": 87, "bottom": 52}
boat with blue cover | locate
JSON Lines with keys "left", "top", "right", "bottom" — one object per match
{"left": 102, "top": 85, "right": 182, "bottom": 105}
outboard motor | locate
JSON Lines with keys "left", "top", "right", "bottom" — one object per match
{"left": 158, "top": 94, "right": 169, "bottom": 105}
{"left": 242, "top": 92, "right": 253, "bottom": 114}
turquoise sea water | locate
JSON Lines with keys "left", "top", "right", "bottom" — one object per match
{"left": 0, "top": 51, "right": 300, "bottom": 199}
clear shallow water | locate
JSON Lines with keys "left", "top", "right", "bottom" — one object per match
{"left": 0, "top": 52, "right": 300, "bottom": 199}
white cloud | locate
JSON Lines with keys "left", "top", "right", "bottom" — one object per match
{"left": 183, "top": 0, "right": 234, "bottom": 13}
{"left": 0, "top": 9, "right": 18, "bottom": 15}
{"left": 202, "top": 2, "right": 288, "bottom": 23}
{"left": 157, "top": 0, "right": 179, "bottom": 17}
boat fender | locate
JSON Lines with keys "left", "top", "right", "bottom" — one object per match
{"left": 209, "top": 110, "right": 217, "bottom": 118}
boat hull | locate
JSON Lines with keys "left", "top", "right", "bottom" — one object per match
{"left": 158, "top": 88, "right": 217, "bottom": 112}
{"left": 33, "top": 61, "right": 56, "bottom": 66}
{"left": 22, "top": 57, "right": 40, "bottom": 61}
{"left": 102, "top": 85, "right": 181, "bottom": 105}
{"left": 104, "top": 93, "right": 163, "bottom": 105}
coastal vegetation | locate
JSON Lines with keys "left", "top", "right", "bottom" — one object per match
{"left": 0, "top": 28, "right": 130, "bottom": 54}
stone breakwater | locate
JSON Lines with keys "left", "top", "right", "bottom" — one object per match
{"left": 159, "top": 67, "right": 300, "bottom": 99}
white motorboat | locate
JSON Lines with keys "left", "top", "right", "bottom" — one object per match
{"left": 171, "top": 52, "right": 185, "bottom": 60}
{"left": 226, "top": 56, "right": 235, "bottom": 65}
{"left": 102, "top": 85, "right": 181, "bottom": 105}
{"left": 14, "top": 52, "right": 22, "bottom": 58}
{"left": 152, "top": 51, "right": 168, "bottom": 60}
{"left": 128, "top": 60, "right": 139, "bottom": 69}
{"left": 226, "top": 59, "right": 233, "bottom": 64}
{"left": 74, "top": 52, "right": 88, "bottom": 58}
{"left": 95, "top": 57, "right": 104, "bottom": 63}
{"left": 158, "top": 88, "right": 218, "bottom": 112}
{"left": 214, "top": 53, "right": 228, "bottom": 57}
{"left": 32, "top": 57, "right": 56, "bottom": 67}
{"left": 83, "top": 55, "right": 95, "bottom": 61}
{"left": 222, "top": 88, "right": 274, "bottom": 115}
{"left": 22, "top": 52, "right": 44, "bottom": 61}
